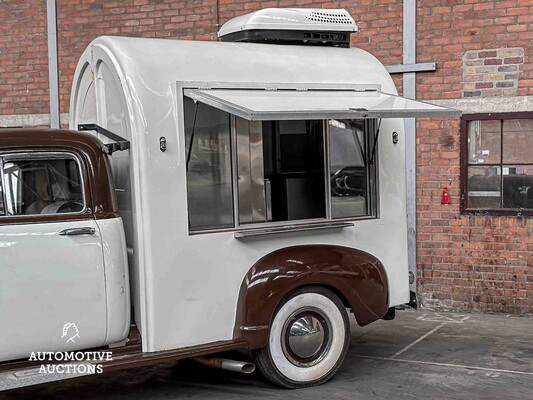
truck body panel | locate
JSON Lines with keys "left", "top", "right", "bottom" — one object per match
{"left": 0, "top": 219, "right": 106, "bottom": 362}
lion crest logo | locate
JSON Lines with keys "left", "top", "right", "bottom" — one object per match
{"left": 62, "top": 322, "right": 80, "bottom": 343}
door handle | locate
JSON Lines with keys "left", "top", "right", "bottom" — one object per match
{"left": 59, "top": 227, "right": 96, "bottom": 236}
{"left": 264, "top": 178, "right": 272, "bottom": 222}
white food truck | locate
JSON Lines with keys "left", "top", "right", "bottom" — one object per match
{"left": 0, "top": 8, "right": 459, "bottom": 391}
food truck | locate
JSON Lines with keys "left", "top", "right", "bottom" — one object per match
{"left": 0, "top": 8, "right": 459, "bottom": 391}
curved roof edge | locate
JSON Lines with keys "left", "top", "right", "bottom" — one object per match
{"left": 80, "top": 36, "right": 394, "bottom": 92}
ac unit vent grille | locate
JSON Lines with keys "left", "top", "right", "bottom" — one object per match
{"left": 306, "top": 11, "right": 353, "bottom": 24}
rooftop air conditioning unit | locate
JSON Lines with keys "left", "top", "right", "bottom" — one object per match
{"left": 218, "top": 8, "right": 358, "bottom": 48}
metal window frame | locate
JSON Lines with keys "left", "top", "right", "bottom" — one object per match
{"left": 0, "top": 158, "right": 5, "bottom": 216}
{"left": 0, "top": 151, "right": 89, "bottom": 219}
{"left": 327, "top": 118, "right": 378, "bottom": 220}
{"left": 178, "top": 82, "right": 381, "bottom": 235}
{"left": 460, "top": 111, "right": 533, "bottom": 216}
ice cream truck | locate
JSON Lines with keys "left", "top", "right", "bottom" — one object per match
{"left": 0, "top": 8, "right": 459, "bottom": 391}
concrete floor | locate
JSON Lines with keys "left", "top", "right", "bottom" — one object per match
{"left": 2, "top": 309, "right": 533, "bottom": 400}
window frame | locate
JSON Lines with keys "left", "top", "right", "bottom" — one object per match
{"left": 183, "top": 98, "right": 379, "bottom": 234}
{"left": 0, "top": 150, "right": 92, "bottom": 224}
{"left": 326, "top": 118, "right": 379, "bottom": 221}
{"left": 460, "top": 111, "right": 533, "bottom": 216}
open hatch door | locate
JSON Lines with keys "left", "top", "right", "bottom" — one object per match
{"left": 183, "top": 88, "right": 460, "bottom": 121}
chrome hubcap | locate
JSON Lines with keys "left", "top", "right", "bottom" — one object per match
{"left": 282, "top": 308, "right": 332, "bottom": 367}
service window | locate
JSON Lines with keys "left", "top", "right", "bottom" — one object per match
{"left": 0, "top": 154, "right": 85, "bottom": 216}
{"left": 184, "top": 100, "right": 378, "bottom": 233}
{"left": 462, "top": 113, "right": 533, "bottom": 214}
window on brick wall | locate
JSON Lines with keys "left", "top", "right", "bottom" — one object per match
{"left": 461, "top": 112, "right": 533, "bottom": 215}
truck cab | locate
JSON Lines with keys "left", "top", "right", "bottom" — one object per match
{"left": 0, "top": 129, "right": 130, "bottom": 362}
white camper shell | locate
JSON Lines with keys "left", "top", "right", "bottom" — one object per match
{"left": 70, "top": 37, "right": 455, "bottom": 345}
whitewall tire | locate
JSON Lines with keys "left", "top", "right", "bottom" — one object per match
{"left": 254, "top": 286, "right": 350, "bottom": 388}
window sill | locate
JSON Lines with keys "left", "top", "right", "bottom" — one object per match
{"left": 234, "top": 221, "right": 354, "bottom": 238}
{"left": 461, "top": 209, "right": 533, "bottom": 217}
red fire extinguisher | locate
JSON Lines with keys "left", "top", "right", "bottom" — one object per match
{"left": 441, "top": 186, "right": 450, "bottom": 205}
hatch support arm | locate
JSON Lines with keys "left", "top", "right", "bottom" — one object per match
{"left": 78, "top": 124, "right": 130, "bottom": 155}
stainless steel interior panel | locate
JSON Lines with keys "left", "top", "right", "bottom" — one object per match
{"left": 235, "top": 117, "right": 266, "bottom": 223}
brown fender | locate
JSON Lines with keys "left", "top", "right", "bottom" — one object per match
{"left": 233, "top": 244, "right": 389, "bottom": 350}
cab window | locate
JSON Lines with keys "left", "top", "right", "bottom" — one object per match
{"left": 1, "top": 154, "right": 85, "bottom": 216}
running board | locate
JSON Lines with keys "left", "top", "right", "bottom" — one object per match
{"left": 0, "top": 363, "right": 95, "bottom": 391}
{"left": 0, "top": 340, "right": 246, "bottom": 391}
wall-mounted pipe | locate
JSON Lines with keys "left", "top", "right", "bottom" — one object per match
{"left": 403, "top": 0, "right": 417, "bottom": 294}
{"left": 46, "top": 0, "right": 60, "bottom": 128}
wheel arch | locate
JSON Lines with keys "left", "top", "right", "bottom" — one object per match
{"left": 233, "top": 244, "right": 389, "bottom": 350}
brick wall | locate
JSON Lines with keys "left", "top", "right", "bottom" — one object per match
{"left": 416, "top": 116, "right": 533, "bottom": 314}
{"left": 462, "top": 48, "right": 524, "bottom": 98}
{"left": 415, "top": 0, "right": 533, "bottom": 315}
{"left": 0, "top": 0, "right": 532, "bottom": 314}
{"left": 0, "top": 0, "right": 49, "bottom": 115}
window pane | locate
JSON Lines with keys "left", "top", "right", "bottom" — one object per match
{"left": 502, "top": 165, "right": 533, "bottom": 209}
{"left": 503, "top": 119, "right": 533, "bottom": 164}
{"left": 1, "top": 157, "right": 85, "bottom": 216}
{"left": 467, "top": 166, "right": 501, "bottom": 209}
{"left": 329, "top": 119, "right": 369, "bottom": 218}
{"left": 185, "top": 98, "right": 234, "bottom": 231}
{"left": 467, "top": 120, "right": 501, "bottom": 165}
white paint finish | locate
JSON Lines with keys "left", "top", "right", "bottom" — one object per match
{"left": 184, "top": 88, "right": 458, "bottom": 120}
{"left": 218, "top": 8, "right": 357, "bottom": 38}
{"left": 96, "top": 217, "right": 130, "bottom": 344}
{"left": 416, "top": 313, "right": 471, "bottom": 324}
{"left": 71, "top": 46, "right": 146, "bottom": 344}
{"left": 70, "top": 37, "right": 413, "bottom": 352}
{"left": 0, "top": 219, "right": 107, "bottom": 362}
{"left": 352, "top": 355, "right": 533, "bottom": 377}
{"left": 71, "top": 62, "right": 96, "bottom": 126}
{"left": 390, "top": 322, "right": 447, "bottom": 359}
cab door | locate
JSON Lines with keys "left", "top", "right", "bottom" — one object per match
{"left": 0, "top": 151, "right": 107, "bottom": 362}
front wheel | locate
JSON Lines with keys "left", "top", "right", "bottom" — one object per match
{"left": 253, "top": 287, "right": 350, "bottom": 389}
